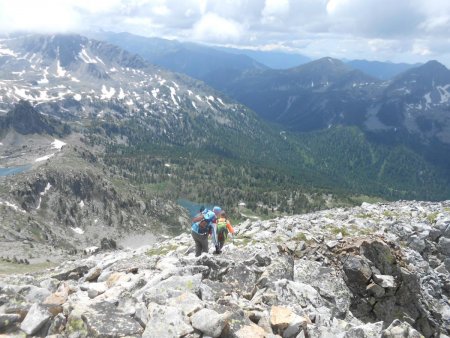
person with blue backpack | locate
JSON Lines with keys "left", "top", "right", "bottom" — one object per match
{"left": 191, "top": 207, "right": 217, "bottom": 257}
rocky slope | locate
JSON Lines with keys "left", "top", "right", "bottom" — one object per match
{"left": 0, "top": 118, "right": 188, "bottom": 267}
{"left": 0, "top": 200, "right": 449, "bottom": 337}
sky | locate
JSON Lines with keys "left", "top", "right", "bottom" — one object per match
{"left": 0, "top": 0, "right": 449, "bottom": 65}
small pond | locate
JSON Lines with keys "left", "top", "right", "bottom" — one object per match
{"left": 0, "top": 165, "right": 31, "bottom": 177}
{"left": 177, "top": 198, "right": 215, "bottom": 218}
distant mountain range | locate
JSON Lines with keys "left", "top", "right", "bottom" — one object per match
{"left": 91, "top": 31, "right": 419, "bottom": 80}
{"left": 0, "top": 33, "right": 449, "bottom": 207}
{"left": 346, "top": 59, "right": 420, "bottom": 80}
{"left": 214, "top": 46, "right": 311, "bottom": 69}
{"left": 196, "top": 56, "right": 450, "bottom": 149}
{"left": 90, "top": 32, "right": 447, "bottom": 149}
{"left": 89, "top": 31, "right": 268, "bottom": 90}
{"left": 219, "top": 57, "right": 380, "bottom": 130}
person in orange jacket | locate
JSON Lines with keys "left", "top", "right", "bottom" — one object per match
{"left": 215, "top": 210, "right": 235, "bottom": 253}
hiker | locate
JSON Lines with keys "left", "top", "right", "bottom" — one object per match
{"left": 191, "top": 208, "right": 216, "bottom": 257}
{"left": 212, "top": 206, "right": 223, "bottom": 253}
{"left": 193, "top": 205, "right": 206, "bottom": 220}
{"left": 216, "top": 210, "right": 235, "bottom": 253}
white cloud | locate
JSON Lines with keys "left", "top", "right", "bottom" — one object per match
{"left": 262, "top": 0, "right": 290, "bottom": 19}
{"left": 72, "top": 0, "right": 123, "bottom": 13}
{"left": 368, "top": 39, "right": 403, "bottom": 53}
{"left": 192, "top": 12, "right": 243, "bottom": 43}
{"left": 0, "top": 0, "right": 449, "bottom": 64}
{"left": 203, "top": 0, "right": 264, "bottom": 23}
{"left": 152, "top": 5, "right": 170, "bottom": 17}
{"left": 325, "top": 0, "right": 425, "bottom": 38}
{"left": 419, "top": 15, "right": 450, "bottom": 35}
{"left": 0, "top": 0, "right": 80, "bottom": 32}
{"left": 412, "top": 41, "right": 432, "bottom": 56}
{"left": 326, "top": 0, "right": 350, "bottom": 14}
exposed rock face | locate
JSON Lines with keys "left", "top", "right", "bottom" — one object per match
{"left": 0, "top": 100, "right": 70, "bottom": 137}
{"left": 0, "top": 200, "right": 449, "bottom": 337}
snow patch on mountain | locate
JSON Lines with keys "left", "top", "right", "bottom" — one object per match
{"left": 0, "top": 200, "right": 26, "bottom": 213}
{"left": 395, "top": 87, "right": 411, "bottom": 94}
{"left": 437, "top": 85, "right": 450, "bottom": 103}
{"left": 95, "top": 56, "right": 105, "bottom": 65}
{"left": 40, "top": 183, "right": 52, "bottom": 196}
{"left": 55, "top": 60, "right": 66, "bottom": 77}
{"left": 52, "top": 139, "right": 66, "bottom": 150}
{"left": 79, "top": 48, "right": 97, "bottom": 64}
{"left": 71, "top": 227, "right": 84, "bottom": 234}
{"left": 169, "top": 86, "right": 179, "bottom": 106}
{"left": 101, "top": 85, "right": 115, "bottom": 99}
{"left": 35, "top": 154, "right": 55, "bottom": 162}
{"left": 36, "top": 183, "right": 52, "bottom": 210}
{"left": 0, "top": 45, "right": 17, "bottom": 57}
{"left": 37, "top": 68, "right": 49, "bottom": 84}
{"left": 12, "top": 70, "right": 25, "bottom": 77}
{"left": 424, "top": 92, "right": 432, "bottom": 105}
{"left": 284, "top": 96, "right": 298, "bottom": 113}
{"left": 206, "top": 97, "right": 214, "bottom": 109}
{"left": 118, "top": 88, "right": 125, "bottom": 100}
{"left": 13, "top": 87, "right": 32, "bottom": 100}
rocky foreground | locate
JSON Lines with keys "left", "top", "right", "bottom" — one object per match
{"left": 1, "top": 200, "right": 449, "bottom": 337}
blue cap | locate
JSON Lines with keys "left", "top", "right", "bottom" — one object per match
{"left": 213, "top": 206, "right": 222, "bottom": 214}
{"left": 203, "top": 210, "right": 215, "bottom": 221}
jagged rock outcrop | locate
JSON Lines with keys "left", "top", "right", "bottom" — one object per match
{"left": 0, "top": 200, "right": 449, "bottom": 337}
{"left": 0, "top": 100, "right": 70, "bottom": 137}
